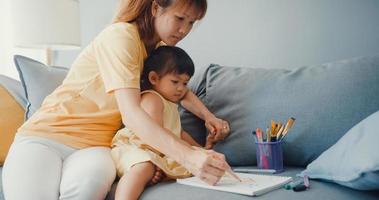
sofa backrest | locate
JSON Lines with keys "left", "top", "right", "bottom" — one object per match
{"left": 181, "top": 54, "right": 379, "bottom": 167}
{"left": 0, "top": 75, "right": 26, "bottom": 165}
{"left": 7, "top": 54, "right": 379, "bottom": 167}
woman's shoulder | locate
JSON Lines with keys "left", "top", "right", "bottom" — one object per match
{"left": 108, "top": 22, "right": 138, "bottom": 32}
{"left": 96, "top": 22, "right": 140, "bottom": 41}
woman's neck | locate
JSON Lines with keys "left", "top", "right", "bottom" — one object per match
{"left": 144, "top": 36, "right": 160, "bottom": 54}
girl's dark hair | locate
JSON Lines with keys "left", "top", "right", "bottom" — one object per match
{"left": 141, "top": 46, "right": 195, "bottom": 91}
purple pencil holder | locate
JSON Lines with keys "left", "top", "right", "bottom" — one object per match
{"left": 255, "top": 140, "right": 284, "bottom": 173}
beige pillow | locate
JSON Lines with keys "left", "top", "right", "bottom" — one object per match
{"left": 0, "top": 85, "right": 24, "bottom": 165}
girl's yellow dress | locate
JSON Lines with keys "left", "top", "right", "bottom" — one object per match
{"left": 111, "top": 90, "right": 192, "bottom": 179}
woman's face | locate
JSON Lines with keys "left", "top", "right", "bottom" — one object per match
{"left": 153, "top": 3, "right": 200, "bottom": 46}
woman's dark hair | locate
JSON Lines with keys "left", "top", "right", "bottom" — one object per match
{"left": 113, "top": 0, "right": 207, "bottom": 45}
{"left": 141, "top": 46, "right": 195, "bottom": 91}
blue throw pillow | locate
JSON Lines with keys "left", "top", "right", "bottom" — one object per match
{"left": 14, "top": 55, "right": 68, "bottom": 119}
{"left": 301, "top": 110, "right": 379, "bottom": 190}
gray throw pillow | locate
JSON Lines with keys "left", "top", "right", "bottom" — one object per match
{"left": 300, "top": 110, "right": 379, "bottom": 190}
{"left": 0, "top": 75, "right": 27, "bottom": 109}
{"left": 179, "top": 70, "right": 209, "bottom": 146}
{"left": 200, "top": 54, "right": 379, "bottom": 166}
{"left": 14, "top": 55, "right": 68, "bottom": 119}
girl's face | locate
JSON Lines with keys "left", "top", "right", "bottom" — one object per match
{"left": 150, "top": 72, "right": 190, "bottom": 103}
{"left": 153, "top": 2, "right": 200, "bottom": 46}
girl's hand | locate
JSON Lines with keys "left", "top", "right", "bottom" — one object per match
{"left": 204, "top": 116, "right": 230, "bottom": 148}
{"left": 185, "top": 147, "right": 229, "bottom": 185}
{"left": 205, "top": 134, "right": 217, "bottom": 149}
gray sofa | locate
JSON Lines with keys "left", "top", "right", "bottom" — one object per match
{"left": 1, "top": 54, "right": 379, "bottom": 200}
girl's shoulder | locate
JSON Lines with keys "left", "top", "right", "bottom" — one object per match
{"left": 141, "top": 90, "right": 165, "bottom": 102}
{"left": 140, "top": 90, "right": 166, "bottom": 111}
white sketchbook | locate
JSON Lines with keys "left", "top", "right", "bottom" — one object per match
{"left": 177, "top": 172, "right": 292, "bottom": 196}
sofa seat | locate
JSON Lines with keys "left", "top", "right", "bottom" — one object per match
{"left": 3, "top": 166, "right": 378, "bottom": 200}
{"left": 0, "top": 167, "right": 3, "bottom": 200}
{"left": 106, "top": 167, "right": 379, "bottom": 200}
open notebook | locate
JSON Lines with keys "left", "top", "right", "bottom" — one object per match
{"left": 177, "top": 172, "right": 292, "bottom": 196}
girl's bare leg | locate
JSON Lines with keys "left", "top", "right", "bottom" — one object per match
{"left": 115, "top": 161, "right": 155, "bottom": 200}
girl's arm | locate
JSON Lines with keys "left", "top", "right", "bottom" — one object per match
{"left": 114, "top": 88, "right": 228, "bottom": 185}
{"left": 181, "top": 129, "right": 202, "bottom": 147}
{"left": 140, "top": 92, "right": 164, "bottom": 126}
{"left": 180, "top": 90, "right": 230, "bottom": 141}
{"left": 180, "top": 90, "right": 214, "bottom": 121}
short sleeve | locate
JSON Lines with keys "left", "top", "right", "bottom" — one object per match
{"left": 94, "top": 23, "right": 144, "bottom": 93}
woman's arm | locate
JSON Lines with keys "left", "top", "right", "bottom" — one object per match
{"left": 115, "top": 88, "right": 228, "bottom": 185}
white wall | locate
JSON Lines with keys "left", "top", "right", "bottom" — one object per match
{"left": 43, "top": 0, "right": 379, "bottom": 72}
{"left": 179, "top": 0, "right": 379, "bottom": 70}
{"left": 0, "top": 0, "right": 50, "bottom": 80}
{"left": 0, "top": 0, "right": 17, "bottom": 79}
{"left": 54, "top": 0, "right": 118, "bottom": 67}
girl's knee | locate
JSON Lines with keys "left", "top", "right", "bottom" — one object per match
{"left": 129, "top": 162, "right": 156, "bottom": 178}
{"left": 132, "top": 161, "right": 155, "bottom": 171}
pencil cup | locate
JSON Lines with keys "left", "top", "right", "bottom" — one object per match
{"left": 255, "top": 140, "right": 284, "bottom": 173}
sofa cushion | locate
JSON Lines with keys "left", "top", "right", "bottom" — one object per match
{"left": 0, "top": 75, "right": 26, "bottom": 165}
{"left": 301, "top": 110, "right": 379, "bottom": 190}
{"left": 196, "top": 54, "right": 379, "bottom": 166}
{"left": 179, "top": 69, "right": 209, "bottom": 146}
{"left": 14, "top": 55, "right": 68, "bottom": 119}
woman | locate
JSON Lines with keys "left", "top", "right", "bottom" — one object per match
{"left": 2, "top": 0, "right": 230, "bottom": 199}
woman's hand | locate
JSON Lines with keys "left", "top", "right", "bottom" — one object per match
{"left": 185, "top": 147, "right": 229, "bottom": 185}
{"left": 204, "top": 115, "right": 230, "bottom": 149}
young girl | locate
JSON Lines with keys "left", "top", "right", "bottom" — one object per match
{"left": 3, "top": 1, "right": 231, "bottom": 199}
{"left": 112, "top": 45, "right": 212, "bottom": 200}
